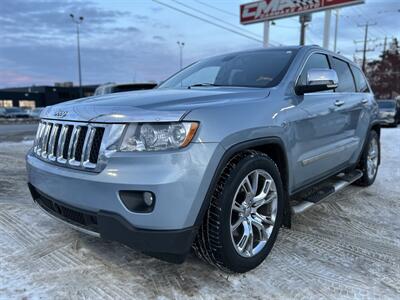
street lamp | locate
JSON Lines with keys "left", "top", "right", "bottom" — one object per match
{"left": 177, "top": 41, "right": 185, "bottom": 70}
{"left": 70, "top": 14, "right": 84, "bottom": 97}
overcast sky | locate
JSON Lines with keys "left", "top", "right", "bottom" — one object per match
{"left": 0, "top": 0, "right": 399, "bottom": 88}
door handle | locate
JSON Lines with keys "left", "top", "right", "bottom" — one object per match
{"left": 334, "top": 100, "right": 345, "bottom": 107}
{"left": 361, "top": 99, "right": 368, "bottom": 104}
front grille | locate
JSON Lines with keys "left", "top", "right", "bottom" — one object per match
{"left": 33, "top": 120, "right": 111, "bottom": 171}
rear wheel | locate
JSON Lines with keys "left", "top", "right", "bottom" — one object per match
{"left": 354, "top": 130, "right": 379, "bottom": 186}
{"left": 193, "top": 150, "right": 284, "bottom": 273}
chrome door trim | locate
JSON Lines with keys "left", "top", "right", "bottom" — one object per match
{"left": 301, "top": 139, "right": 360, "bottom": 166}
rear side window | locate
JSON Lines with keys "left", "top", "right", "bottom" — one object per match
{"left": 331, "top": 57, "right": 356, "bottom": 93}
{"left": 350, "top": 65, "right": 370, "bottom": 93}
{"left": 298, "top": 53, "right": 330, "bottom": 86}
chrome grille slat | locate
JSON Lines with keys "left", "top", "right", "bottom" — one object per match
{"left": 41, "top": 123, "right": 52, "bottom": 158}
{"left": 36, "top": 122, "right": 47, "bottom": 155}
{"left": 68, "top": 126, "right": 80, "bottom": 166}
{"left": 82, "top": 127, "right": 96, "bottom": 167}
{"left": 33, "top": 120, "right": 111, "bottom": 172}
{"left": 34, "top": 122, "right": 45, "bottom": 153}
{"left": 57, "top": 125, "right": 68, "bottom": 164}
{"left": 47, "top": 124, "right": 59, "bottom": 161}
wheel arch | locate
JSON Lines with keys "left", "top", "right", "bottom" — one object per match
{"left": 358, "top": 121, "right": 381, "bottom": 166}
{"left": 194, "top": 137, "right": 292, "bottom": 228}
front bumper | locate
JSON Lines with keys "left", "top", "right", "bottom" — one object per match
{"left": 29, "top": 184, "right": 196, "bottom": 262}
{"left": 27, "top": 142, "right": 224, "bottom": 259}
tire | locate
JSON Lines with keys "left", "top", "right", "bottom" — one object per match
{"left": 354, "top": 130, "right": 380, "bottom": 186}
{"left": 193, "top": 150, "right": 284, "bottom": 273}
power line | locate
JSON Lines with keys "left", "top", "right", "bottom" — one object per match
{"left": 356, "top": 21, "right": 377, "bottom": 72}
{"left": 171, "top": 0, "right": 262, "bottom": 39}
{"left": 198, "top": 0, "right": 299, "bottom": 30}
{"left": 152, "top": 0, "right": 265, "bottom": 44}
{"left": 351, "top": 6, "right": 389, "bottom": 39}
{"left": 197, "top": 0, "right": 238, "bottom": 17}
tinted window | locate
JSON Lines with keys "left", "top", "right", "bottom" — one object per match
{"left": 159, "top": 49, "right": 298, "bottom": 89}
{"left": 298, "top": 53, "right": 330, "bottom": 86}
{"left": 180, "top": 66, "right": 220, "bottom": 88}
{"left": 331, "top": 57, "right": 356, "bottom": 92}
{"left": 350, "top": 65, "right": 370, "bottom": 93}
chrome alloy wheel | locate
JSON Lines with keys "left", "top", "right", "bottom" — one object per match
{"left": 367, "top": 137, "right": 379, "bottom": 179}
{"left": 230, "top": 169, "right": 278, "bottom": 258}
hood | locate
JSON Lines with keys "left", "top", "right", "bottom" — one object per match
{"left": 41, "top": 87, "right": 269, "bottom": 123}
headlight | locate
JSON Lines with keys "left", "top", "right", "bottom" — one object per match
{"left": 120, "top": 122, "right": 199, "bottom": 152}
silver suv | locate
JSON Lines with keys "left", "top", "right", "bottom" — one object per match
{"left": 27, "top": 46, "right": 380, "bottom": 273}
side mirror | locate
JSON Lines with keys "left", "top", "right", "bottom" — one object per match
{"left": 296, "top": 68, "right": 338, "bottom": 95}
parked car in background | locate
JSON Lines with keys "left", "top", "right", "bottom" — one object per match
{"left": 378, "top": 100, "right": 398, "bottom": 127}
{"left": 94, "top": 83, "right": 157, "bottom": 96}
{"left": 27, "top": 46, "right": 380, "bottom": 273}
{"left": 0, "top": 108, "right": 6, "bottom": 118}
{"left": 4, "top": 107, "right": 31, "bottom": 118}
{"left": 26, "top": 107, "right": 44, "bottom": 119}
{"left": 395, "top": 97, "right": 400, "bottom": 124}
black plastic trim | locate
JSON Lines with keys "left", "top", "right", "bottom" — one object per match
{"left": 98, "top": 211, "right": 197, "bottom": 262}
{"left": 356, "top": 120, "right": 381, "bottom": 166}
{"left": 194, "top": 137, "right": 290, "bottom": 227}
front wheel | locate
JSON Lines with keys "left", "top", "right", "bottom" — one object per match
{"left": 354, "top": 130, "right": 380, "bottom": 186}
{"left": 193, "top": 150, "right": 284, "bottom": 273}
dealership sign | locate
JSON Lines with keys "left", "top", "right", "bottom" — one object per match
{"left": 240, "top": 0, "right": 364, "bottom": 24}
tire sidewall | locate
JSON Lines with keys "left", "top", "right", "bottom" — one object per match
{"left": 217, "top": 154, "right": 284, "bottom": 273}
{"left": 361, "top": 130, "right": 379, "bottom": 185}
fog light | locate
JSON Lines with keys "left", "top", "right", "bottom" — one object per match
{"left": 143, "top": 192, "right": 154, "bottom": 207}
{"left": 119, "top": 191, "right": 156, "bottom": 213}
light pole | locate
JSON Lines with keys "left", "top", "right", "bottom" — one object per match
{"left": 70, "top": 14, "right": 84, "bottom": 97}
{"left": 177, "top": 41, "right": 185, "bottom": 70}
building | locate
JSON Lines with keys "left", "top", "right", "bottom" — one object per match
{"left": 0, "top": 83, "right": 99, "bottom": 109}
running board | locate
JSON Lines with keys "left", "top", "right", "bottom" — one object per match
{"left": 291, "top": 170, "right": 363, "bottom": 214}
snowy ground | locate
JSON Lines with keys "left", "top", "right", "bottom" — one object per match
{"left": 0, "top": 126, "right": 399, "bottom": 299}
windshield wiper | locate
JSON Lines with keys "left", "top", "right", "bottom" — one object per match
{"left": 187, "top": 83, "right": 219, "bottom": 89}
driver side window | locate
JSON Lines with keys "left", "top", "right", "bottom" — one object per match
{"left": 298, "top": 53, "right": 330, "bottom": 86}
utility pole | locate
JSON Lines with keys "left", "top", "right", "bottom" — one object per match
{"left": 70, "top": 14, "right": 84, "bottom": 98}
{"left": 177, "top": 41, "right": 185, "bottom": 70}
{"left": 299, "top": 14, "right": 312, "bottom": 46}
{"left": 357, "top": 21, "right": 376, "bottom": 72}
{"left": 333, "top": 9, "right": 339, "bottom": 53}
{"left": 383, "top": 36, "right": 387, "bottom": 52}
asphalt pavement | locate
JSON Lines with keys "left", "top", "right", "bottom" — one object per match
{"left": 0, "top": 123, "right": 38, "bottom": 142}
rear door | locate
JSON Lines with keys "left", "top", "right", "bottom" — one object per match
{"left": 349, "top": 64, "right": 375, "bottom": 159}
{"left": 329, "top": 57, "right": 366, "bottom": 164}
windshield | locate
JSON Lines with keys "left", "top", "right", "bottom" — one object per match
{"left": 158, "top": 49, "right": 297, "bottom": 89}
{"left": 378, "top": 101, "right": 395, "bottom": 109}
